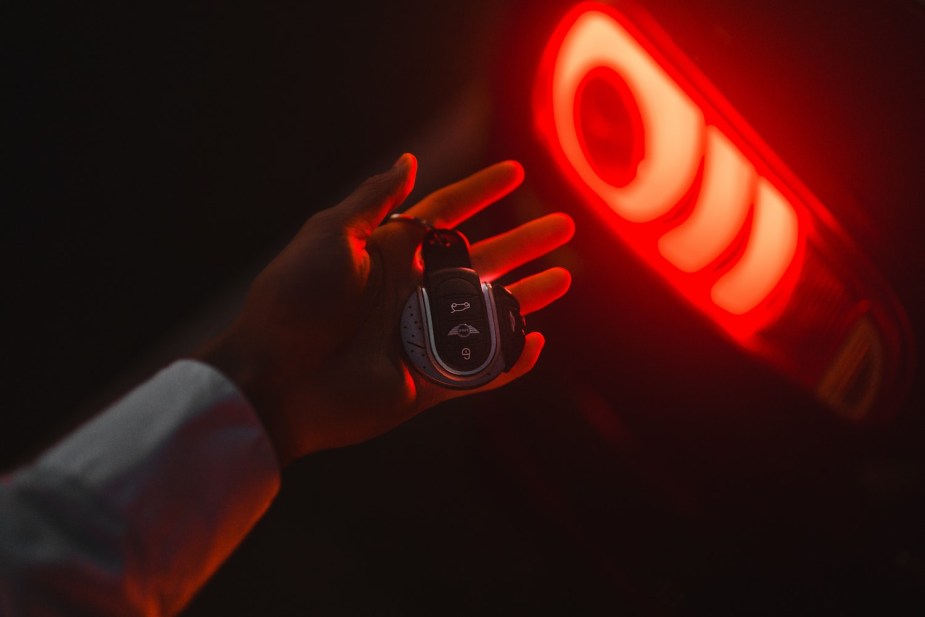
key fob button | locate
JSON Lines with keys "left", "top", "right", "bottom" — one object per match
{"left": 436, "top": 294, "right": 482, "bottom": 321}
{"left": 442, "top": 319, "right": 485, "bottom": 342}
{"left": 432, "top": 276, "right": 480, "bottom": 297}
{"left": 439, "top": 340, "right": 491, "bottom": 372}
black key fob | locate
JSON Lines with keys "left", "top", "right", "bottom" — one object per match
{"left": 401, "top": 228, "right": 526, "bottom": 389}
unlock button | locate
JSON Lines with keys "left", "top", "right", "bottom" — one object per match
{"left": 440, "top": 340, "right": 491, "bottom": 372}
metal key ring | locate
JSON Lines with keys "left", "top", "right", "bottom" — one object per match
{"left": 385, "top": 213, "right": 435, "bottom": 233}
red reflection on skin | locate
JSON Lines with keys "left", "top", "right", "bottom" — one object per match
{"left": 534, "top": 2, "right": 806, "bottom": 340}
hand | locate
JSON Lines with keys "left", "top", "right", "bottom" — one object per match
{"left": 197, "top": 154, "right": 574, "bottom": 466}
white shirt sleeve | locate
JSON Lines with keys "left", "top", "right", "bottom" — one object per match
{"left": 0, "top": 360, "right": 281, "bottom": 617}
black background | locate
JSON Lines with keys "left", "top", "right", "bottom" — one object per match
{"left": 5, "top": 0, "right": 925, "bottom": 614}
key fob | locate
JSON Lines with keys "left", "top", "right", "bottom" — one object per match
{"left": 400, "top": 228, "right": 526, "bottom": 389}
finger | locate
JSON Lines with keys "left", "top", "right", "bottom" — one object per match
{"left": 470, "top": 213, "right": 575, "bottom": 281}
{"left": 405, "top": 160, "right": 524, "bottom": 229}
{"left": 506, "top": 267, "right": 572, "bottom": 315}
{"left": 337, "top": 153, "right": 418, "bottom": 240}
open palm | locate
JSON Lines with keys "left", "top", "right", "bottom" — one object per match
{"left": 198, "top": 154, "right": 574, "bottom": 465}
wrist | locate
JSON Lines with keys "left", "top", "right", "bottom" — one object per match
{"left": 194, "top": 330, "right": 302, "bottom": 468}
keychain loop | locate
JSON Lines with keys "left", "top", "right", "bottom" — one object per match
{"left": 385, "top": 213, "right": 435, "bottom": 233}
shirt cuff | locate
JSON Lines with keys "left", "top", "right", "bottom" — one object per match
{"left": 31, "top": 359, "right": 281, "bottom": 613}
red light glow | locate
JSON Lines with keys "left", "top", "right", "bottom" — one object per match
{"left": 532, "top": 2, "right": 914, "bottom": 421}
{"left": 534, "top": 3, "right": 806, "bottom": 339}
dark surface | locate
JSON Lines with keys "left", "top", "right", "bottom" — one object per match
{"left": 5, "top": 0, "right": 925, "bottom": 614}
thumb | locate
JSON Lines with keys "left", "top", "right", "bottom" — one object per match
{"left": 338, "top": 153, "right": 418, "bottom": 240}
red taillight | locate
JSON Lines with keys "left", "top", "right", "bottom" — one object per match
{"left": 533, "top": 2, "right": 912, "bottom": 421}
